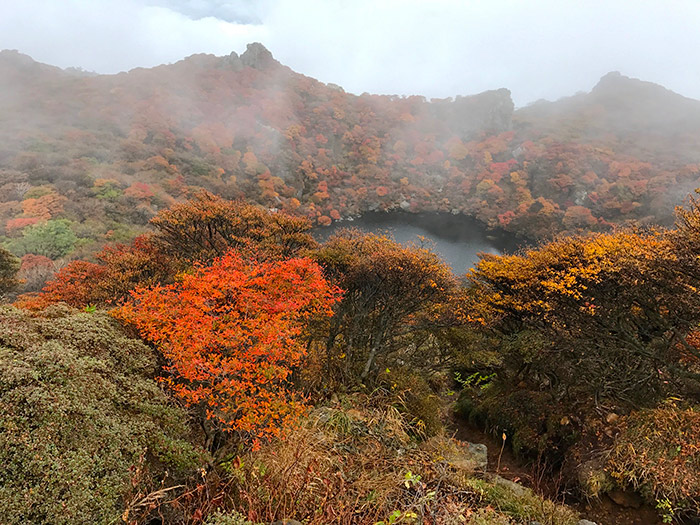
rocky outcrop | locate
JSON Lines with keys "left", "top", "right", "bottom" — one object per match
{"left": 222, "top": 51, "right": 244, "bottom": 71}
{"left": 241, "top": 42, "right": 279, "bottom": 70}
{"left": 428, "top": 88, "right": 514, "bottom": 139}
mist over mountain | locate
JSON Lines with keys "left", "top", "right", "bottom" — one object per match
{"left": 1, "top": 43, "right": 699, "bottom": 261}
{"left": 517, "top": 71, "right": 700, "bottom": 162}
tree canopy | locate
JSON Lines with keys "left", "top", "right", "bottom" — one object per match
{"left": 314, "top": 229, "right": 456, "bottom": 381}
{"left": 113, "top": 251, "right": 340, "bottom": 445}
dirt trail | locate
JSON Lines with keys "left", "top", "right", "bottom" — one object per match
{"left": 451, "top": 416, "right": 663, "bottom": 525}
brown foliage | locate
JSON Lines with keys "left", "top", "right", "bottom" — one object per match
{"left": 313, "top": 229, "right": 456, "bottom": 382}
{"left": 150, "top": 192, "right": 316, "bottom": 263}
{"left": 608, "top": 404, "right": 700, "bottom": 520}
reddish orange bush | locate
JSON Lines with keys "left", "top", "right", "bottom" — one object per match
{"left": 113, "top": 251, "right": 340, "bottom": 443}
{"left": 16, "top": 234, "right": 176, "bottom": 309}
{"left": 16, "top": 260, "right": 106, "bottom": 309}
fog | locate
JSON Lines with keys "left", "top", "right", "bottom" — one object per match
{"left": 1, "top": 0, "right": 699, "bottom": 106}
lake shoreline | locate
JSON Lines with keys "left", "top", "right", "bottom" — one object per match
{"left": 313, "top": 211, "right": 527, "bottom": 274}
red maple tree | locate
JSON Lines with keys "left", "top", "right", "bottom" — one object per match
{"left": 113, "top": 251, "right": 340, "bottom": 444}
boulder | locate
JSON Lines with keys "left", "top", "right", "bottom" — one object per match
{"left": 465, "top": 442, "right": 489, "bottom": 470}
{"left": 608, "top": 488, "right": 643, "bottom": 509}
{"left": 422, "top": 436, "right": 488, "bottom": 471}
{"left": 488, "top": 473, "right": 528, "bottom": 497}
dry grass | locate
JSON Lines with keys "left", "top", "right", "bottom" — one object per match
{"left": 607, "top": 403, "right": 700, "bottom": 522}
{"left": 210, "top": 394, "right": 580, "bottom": 525}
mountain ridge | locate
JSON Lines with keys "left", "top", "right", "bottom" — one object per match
{"left": 1, "top": 42, "right": 699, "bottom": 262}
{"left": 4, "top": 43, "right": 699, "bottom": 106}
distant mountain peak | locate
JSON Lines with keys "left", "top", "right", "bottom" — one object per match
{"left": 215, "top": 43, "right": 279, "bottom": 72}
{"left": 0, "top": 49, "right": 37, "bottom": 66}
{"left": 240, "top": 42, "right": 278, "bottom": 70}
{"left": 591, "top": 71, "right": 683, "bottom": 102}
{"left": 0, "top": 49, "right": 70, "bottom": 77}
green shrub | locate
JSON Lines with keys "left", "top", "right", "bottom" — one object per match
{"left": 0, "top": 305, "right": 206, "bottom": 524}
{"left": 205, "top": 510, "right": 258, "bottom": 525}
{"left": 456, "top": 386, "right": 579, "bottom": 462}
{"left": 5, "top": 219, "right": 78, "bottom": 259}
{"left": 463, "top": 476, "right": 579, "bottom": 524}
{"left": 0, "top": 247, "right": 20, "bottom": 300}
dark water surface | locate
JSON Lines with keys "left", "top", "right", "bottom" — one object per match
{"left": 314, "top": 212, "right": 522, "bottom": 274}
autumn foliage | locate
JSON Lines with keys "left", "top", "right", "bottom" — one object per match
{"left": 150, "top": 192, "right": 316, "bottom": 263}
{"left": 18, "top": 195, "right": 313, "bottom": 309}
{"left": 467, "top": 229, "right": 700, "bottom": 407}
{"left": 314, "top": 229, "right": 456, "bottom": 381}
{"left": 4, "top": 49, "right": 700, "bottom": 265}
{"left": 608, "top": 404, "right": 700, "bottom": 520}
{"left": 16, "top": 234, "right": 176, "bottom": 309}
{"left": 113, "top": 251, "right": 340, "bottom": 443}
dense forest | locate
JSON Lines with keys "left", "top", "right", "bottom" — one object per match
{"left": 1, "top": 43, "right": 700, "bottom": 524}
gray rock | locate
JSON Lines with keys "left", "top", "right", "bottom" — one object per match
{"left": 423, "top": 437, "right": 488, "bottom": 472}
{"left": 428, "top": 88, "right": 514, "bottom": 139}
{"left": 465, "top": 442, "right": 488, "bottom": 470}
{"left": 578, "top": 520, "right": 598, "bottom": 525}
{"left": 241, "top": 43, "right": 278, "bottom": 69}
{"left": 489, "top": 473, "right": 528, "bottom": 497}
{"left": 222, "top": 51, "right": 243, "bottom": 71}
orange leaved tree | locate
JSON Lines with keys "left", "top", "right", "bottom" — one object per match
{"left": 113, "top": 251, "right": 340, "bottom": 447}
{"left": 15, "top": 234, "right": 177, "bottom": 309}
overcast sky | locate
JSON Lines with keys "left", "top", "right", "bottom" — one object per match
{"left": 1, "top": 0, "right": 699, "bottom": 107}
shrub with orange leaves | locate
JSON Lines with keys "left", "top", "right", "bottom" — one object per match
{"left": 16, "top": 234, "right": 177, "bottom": 309}
{"left": 113, "top": 251, "right": 340, "bottom": 444}
{"left": 4, "top": 217, "right": 40, "bottom": 234}
{"left": 466, "top": 229, "right": 700, "bottom": 406}
{"left": 16, "top": 260, "right": 106, "bottom": 310}
{"left": 19, "top": 195, "right": 314, "bottom": 310}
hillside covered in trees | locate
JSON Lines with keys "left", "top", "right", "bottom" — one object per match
{"left": 2, "top": 43, "right": 700, "bottom": 272}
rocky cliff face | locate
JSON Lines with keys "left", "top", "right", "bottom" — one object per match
{"left": 429, "top": 88, "right": 514, "bottom": 139}
{"left": 221, "top": 42, "right": 281, "bottom": 71}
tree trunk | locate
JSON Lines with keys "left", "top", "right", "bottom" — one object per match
{"left": 361, "top": 345, "right": 379, "bottom": 380}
